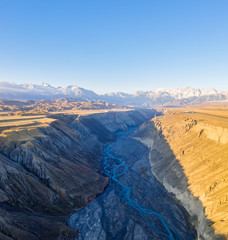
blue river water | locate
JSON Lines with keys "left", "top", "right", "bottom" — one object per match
{"left": 103, "top": 128, "right": 189, "bottom": 240}
{"left": 68, "top": 127, "right": 196, "bottom": 240}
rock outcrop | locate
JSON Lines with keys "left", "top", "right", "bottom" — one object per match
{"left": 0, "top": 109, "right": 155, "bottom": 239}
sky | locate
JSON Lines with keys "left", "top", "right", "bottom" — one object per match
{"left": 0, "top": 0, "right": 228, "bottom": 94}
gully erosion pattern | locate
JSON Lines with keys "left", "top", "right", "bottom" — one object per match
{"left": 68, "top": 127, "right": 196, "bottom": 240}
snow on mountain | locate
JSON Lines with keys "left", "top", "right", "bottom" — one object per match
{"left": 153, "top": 87, "right": 218, "bottom": 99}
{"left": 58, "top": 85, "right": 98, "bottom": 99}
{"left": 0, "top": 81, "right": 227, "bottom": 106}
{"left": 0, "top": 82, "right": 99, "bottom": 101}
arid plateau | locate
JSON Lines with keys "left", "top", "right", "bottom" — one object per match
{"left": 0, "top": 99, "right": 227, "bottom": 239}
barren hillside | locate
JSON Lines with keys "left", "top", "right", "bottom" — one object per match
{"left": 136, "top": 104, "right": 228, "bottom": 239}
{"left": 0, "top": 109, "right": 154, "bottom": 239}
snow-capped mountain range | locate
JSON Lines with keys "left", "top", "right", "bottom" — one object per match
{"left": 0, "top": 81, "right": 227, "bottom": 107}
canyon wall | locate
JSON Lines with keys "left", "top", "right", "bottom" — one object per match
{"left": 0, "top": 109, "right": 155, "bottom": 239}
{"left": 136, "top": 110, "right": 228, "bottom": 240}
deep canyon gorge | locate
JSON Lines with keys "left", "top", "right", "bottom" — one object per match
{"left": 0, "top": 107, "right": 227, "bottom": 239}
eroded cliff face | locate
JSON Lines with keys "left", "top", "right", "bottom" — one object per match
{"left": 136, "top": 110, "right": 228, "bottom": 240}
{"left": 0, "top": 109, "right": 155, "bottom": 239}
{"left": 68, "top": 123, "right": 196, "bottom": 240}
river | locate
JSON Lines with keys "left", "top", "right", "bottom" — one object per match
{"left": 68, "top": 127, "right": 196, "bottom": 239}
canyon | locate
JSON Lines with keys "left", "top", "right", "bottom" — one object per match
{"left": 0, "top": 109, "right": 157, "bottom": 239}
{"left": 68, "top": 125, "right": 196, "bottom": 240}
{"left": 0, "top": 103, "right": 227, "bottom": 239}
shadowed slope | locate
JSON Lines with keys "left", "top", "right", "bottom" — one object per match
{"left": 136, "top": 108, "right": 228, "bottom": 239}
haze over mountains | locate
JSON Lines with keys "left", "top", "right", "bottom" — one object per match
{"left": 0, "top": 81, "right": 228, "bottom": 107}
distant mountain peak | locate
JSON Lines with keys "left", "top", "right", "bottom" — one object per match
{"left": 0, "top": 81, "right": 227, "bottom": 106}
{"left": 41, "top": 82, "right": 53, "bottom": 88}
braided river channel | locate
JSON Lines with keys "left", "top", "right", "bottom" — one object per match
{"left": 68, "top": 127, "right": 196, "bottom": 240}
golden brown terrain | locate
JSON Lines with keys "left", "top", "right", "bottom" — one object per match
{"left": 0, "top": 98, "right": 130, "bottom": 142}
{"left": 1, "top": 99, "right": 228, "bottom": 239}
{"left": 0, "top": 98, "right": 122, "bottom": 113}
{"left": 0, "top": 102, "right": 152, "bottom": 240}
{"left": 0, "top": 108, "right": 115, "bottom": 239}
{"left": 137, "top": 103, "right": 228, "bottom": 239}
{"left": 0, "top": 98, "right": 127, "bottom": 143}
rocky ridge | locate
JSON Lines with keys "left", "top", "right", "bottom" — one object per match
{"left": 0, "top": 98, "right": 120, "bottom": 113}
{"left": 0, "top": 109, "right": 155, "bottom": 239}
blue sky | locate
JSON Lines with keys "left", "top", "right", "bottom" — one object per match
{"left": 0, "top": 0, "right": 228, "bottom": 93}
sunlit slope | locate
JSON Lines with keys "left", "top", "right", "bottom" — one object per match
{"left": 0, "top": 109, "right": 155, "bottom": 239}
{"left": 151, "top": 106, "right": 228, "bottom": 237}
